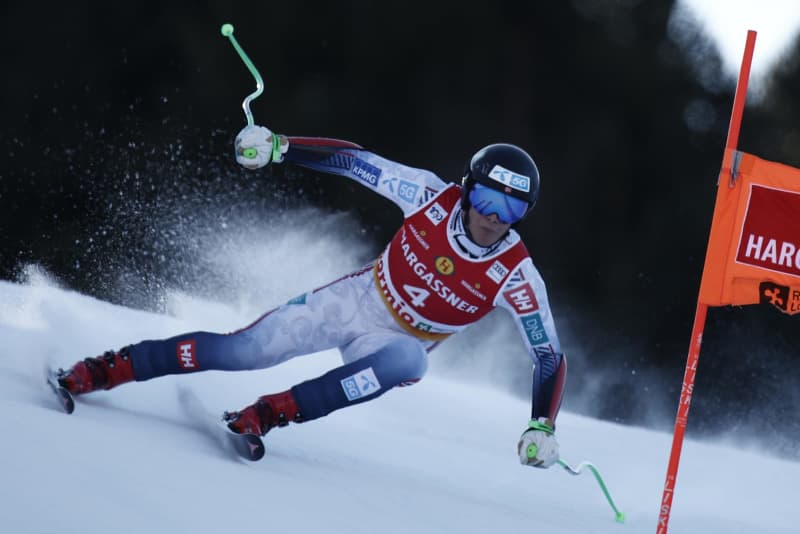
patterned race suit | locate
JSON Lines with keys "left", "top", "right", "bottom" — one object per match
{"left": 126, "top": 137, "right": 566, "bottom": 423}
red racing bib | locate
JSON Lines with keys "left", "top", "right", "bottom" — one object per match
{"left": 374, "top": 184, "right": 529, "bottom": 339}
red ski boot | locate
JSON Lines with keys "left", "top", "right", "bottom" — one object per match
{"left": 225, "top": 390, "right": 302, "bottom": 436}
{"left": 57, "top": 347, "right": 135, "bottom": 395}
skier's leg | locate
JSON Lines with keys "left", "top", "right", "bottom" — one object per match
{"left": 227, "top": 333, "right": 428, "bottom": 435}
{"left": 293, "top": 334, "right": 428, "bottom": 419}
{"left": 59, "top": 266, "right": 377, "bottom": 395}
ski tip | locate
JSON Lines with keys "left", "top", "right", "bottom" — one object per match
{"left": 61, "top": 393, "right": 76, "bottom": 414}
{"left": 228, "top": 431, "right": 266, "bottom": 461}
{"left": 46, "top": 368, "right": 75, "bottom": 414}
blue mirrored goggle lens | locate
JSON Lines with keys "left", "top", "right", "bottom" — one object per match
{"left": 468, "top": 183, "right": 529, "bottom": 224}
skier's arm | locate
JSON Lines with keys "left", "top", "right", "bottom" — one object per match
{"left": 233, "top": 125, "right": 446, "bottom": 214}
{"left": 495, "top": 258, "right": 566, "bottom": 468}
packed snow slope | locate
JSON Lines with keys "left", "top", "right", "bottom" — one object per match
{"left": 0, "top": 275, "right": 797, "bottom": 534}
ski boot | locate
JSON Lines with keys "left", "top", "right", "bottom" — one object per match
{"left": 224, "top": 390, "right": 302, "bottom": 436}
{"left": 57, "top": 347, "right": 135, "bottom": 395}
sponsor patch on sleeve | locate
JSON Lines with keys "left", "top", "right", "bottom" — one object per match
{"left": 398, "top": 180, "right": 420, "bottom": 203}
{"left": 521, "top": 313, "right": 549, "bottom": 345}
{"left": 352, "top": 158, "right": 382, "bottom": 187}
{"left": 502, "top": 282, "right": 539, "bottom": 313}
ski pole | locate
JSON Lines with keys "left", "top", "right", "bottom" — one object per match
{"left": 220, "top": 23, "right": 264, "bottom": 156}
{"left": 526, "top": 442, "right": 624, "bottom": 522}
{"left": 557, "top": 457, "right": 625, "bottom": 523}
{"left": 526, "top": 441, "right": 624, "bottom": 522}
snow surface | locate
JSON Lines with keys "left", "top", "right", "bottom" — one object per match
{"left": 0, "top": 273, "right": 797, "bottom": 534}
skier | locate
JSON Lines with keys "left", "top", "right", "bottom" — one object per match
{"left": 56, "top": 124, "right": 567, "bottom": 468}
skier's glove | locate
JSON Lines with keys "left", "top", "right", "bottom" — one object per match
{"left": 517, "top": 418, "right": 559, "bottom": 469}
{"left": 234, "top": 125, "right": 289, "bottom": 170}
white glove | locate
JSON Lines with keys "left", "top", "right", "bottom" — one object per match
{"left": 234, "top": 125, "right": 288, "bottom": 170}
{"left": 517, "top": 418, "right": 559, "bottom": 468}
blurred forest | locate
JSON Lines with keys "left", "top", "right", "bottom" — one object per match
{"left": 1, "top": 1, "right": 799, "bottom": 456}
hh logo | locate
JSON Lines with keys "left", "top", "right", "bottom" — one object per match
{"left": 435, "top": 256, "right": 455, "bottom": 275}
{"left": 759, "top": 282, "right": 800, "bottom": 315}
{"left": 503, "top": 283, "right": 539, "bottom": 313}
{"left": 176, "top": 340, "right": 199, "bottom": 370}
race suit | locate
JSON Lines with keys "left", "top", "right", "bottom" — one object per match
{"left": 126, "top": 137, "right": 567, "bottom": 423}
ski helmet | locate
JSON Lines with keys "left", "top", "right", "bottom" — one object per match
{"left": 461, "top": 143, "right": 540, "bottom": 224}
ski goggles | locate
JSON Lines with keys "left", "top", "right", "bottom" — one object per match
{"left": 468, "top": 183, "right": 529, "bottom": 224}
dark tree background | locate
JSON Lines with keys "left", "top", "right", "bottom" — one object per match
{"left": 2, "top": 1, "right": 799, "bottom": 457}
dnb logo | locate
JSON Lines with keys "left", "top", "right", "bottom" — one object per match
{"left": 759, "top": 282, "right": 800, "bottom": 315}
{"left": 521, "top": 313, "right": 549, "bottom": 345}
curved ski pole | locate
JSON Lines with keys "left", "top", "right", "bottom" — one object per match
{"left": 220, "top": 23, "right": 264, "bottom": 128}
{"left": 557, "top": 458, "right": 625, "bottom": 523}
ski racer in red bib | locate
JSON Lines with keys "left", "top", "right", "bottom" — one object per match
{"left": 56, "top": 125, "right": 567, "bottom": 468}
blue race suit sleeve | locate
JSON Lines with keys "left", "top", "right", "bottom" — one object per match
{"left": 495, "top": 256, "right": 567, "bottom": 424}
{"left": 283, "top": 136, "right": 447, "bottom": 215}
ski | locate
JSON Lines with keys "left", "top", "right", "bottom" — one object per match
{"left": 225, "top": 430, "right": 265, "bottom": 461}
{"left": 176, "top": 386, "right": 266, "bottom": 462}
{"left": 46, "top": 368, "right": 75, "bottom": 414}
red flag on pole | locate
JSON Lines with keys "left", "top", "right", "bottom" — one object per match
{"left": 698, "top": 149, "right": 800, "bottom": 312}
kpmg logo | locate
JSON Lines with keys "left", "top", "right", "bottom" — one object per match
{"left": 352, "top": 158, "right": 382, "bottom": 187}
{"left": 488, "top": 164, "right": 531, "bottom": 193}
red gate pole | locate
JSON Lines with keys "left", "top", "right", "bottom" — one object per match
{"left": 656, "top": 30, "right": 757, "bottom": 534}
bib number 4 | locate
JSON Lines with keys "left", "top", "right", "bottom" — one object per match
{"left": 403, "top": 284, "right": 430, "bottom": 307}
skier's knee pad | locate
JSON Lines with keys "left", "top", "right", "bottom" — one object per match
{"left": 373, "top": 337, "right": 428, "bottom": 383}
